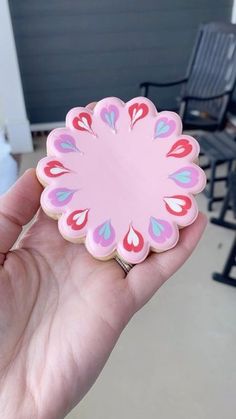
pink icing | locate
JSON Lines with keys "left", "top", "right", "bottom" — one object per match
{"left": 36, "top": 97, "right": 206, "bottom": 264}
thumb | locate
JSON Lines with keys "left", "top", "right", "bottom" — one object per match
{"left": 0, "top": 169, "right": 42, "bottom": 264}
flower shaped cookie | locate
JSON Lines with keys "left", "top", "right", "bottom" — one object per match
{"left": 36, "top": 97, "right": 206, "bottom": 264}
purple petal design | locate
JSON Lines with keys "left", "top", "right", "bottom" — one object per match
{"left": 54, "top": 134, "right": 81, "bottom": 153}
{"left": 48, "top": 188, "right": 76, "bottom": 207}
{"left": 148, "top": 217, "right": 173, "bottom": 243}
{"left": 154, "top": 118, "right": 176, "bottom": 138}
{"left": 93, "top": 220, "right": 116, "bottom": 246}
{"left": 169, "top": 166, "right": 199, "bottom": 188}
{"left": 100, "top": 105, "right": 119, "bottom": 131}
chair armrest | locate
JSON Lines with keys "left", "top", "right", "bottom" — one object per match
{"left": 139, "top": 78, "right": 188, "bottom": 88}
{"left": 182, "top": 91, "right": 232, "bottom": 101}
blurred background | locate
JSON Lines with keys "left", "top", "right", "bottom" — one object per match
{"left": 0, "top": 1, "right": 236, "bottom": 418}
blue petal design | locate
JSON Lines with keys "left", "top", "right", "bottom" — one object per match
{"left": 150, "top": 217, "right": 164, "bottom": 236}
{"left": 99, "top": 221, "right": 111, "bottom": 240}
{"left": 55, "top": 135, "right": 81, "bottom": 153}
{"left": 105, "top": 113, "right": 111, "bottom": 127}
{"left": 110, "top": 111, "right": 115, "bottom": 128}
{"left": 61, "top": 141, "right": 77, "bottom": 151}
{"left": 171, "top": 171, "right": 191, "bottom": 184}
{"left": 56, "top": 190, "right": 73, "bottom": 202}
{"left": 155, "top": 121, "right": 169, "bottom": 136}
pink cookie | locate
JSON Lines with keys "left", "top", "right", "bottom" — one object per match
{"left": 36, "top": 97, "right": 206, "bottom": 264}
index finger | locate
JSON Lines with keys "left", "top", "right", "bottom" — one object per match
{"left": 0, "top": 169, "right": 42, "bottom": 264}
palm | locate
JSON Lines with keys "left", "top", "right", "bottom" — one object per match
{"left": 0, "top": 170, "right": 206, "bottom": 419}
{"left": 1, "top": 209, "right": 132, "bottom": 418}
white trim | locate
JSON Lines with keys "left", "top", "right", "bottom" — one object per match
{"left": 0, "top": 0, "right": 33, "bottom": 153}
{"left": 232, "top": 0, "right": 236, "bottom": 23}
{"left": 31, "top": 121, "right": 64, "bottom": 132}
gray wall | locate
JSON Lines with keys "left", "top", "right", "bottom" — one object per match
{"left": 9, "top": 0, "right": 233, "bottom": 124}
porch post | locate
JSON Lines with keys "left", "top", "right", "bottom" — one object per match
{"left": 0, "top": 0, "right": 33, "bottom": 153}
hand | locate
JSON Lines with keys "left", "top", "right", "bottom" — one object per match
{"left": 0, "top": 169, "right": 207, "bottom": 419}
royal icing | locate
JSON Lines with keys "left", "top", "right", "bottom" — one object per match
{"left": 36, "top": 97, "right": 206, "bottom": 264}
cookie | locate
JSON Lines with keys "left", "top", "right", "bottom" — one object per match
{"left": 36, "top": 97, "right": 206, "bottom": 264}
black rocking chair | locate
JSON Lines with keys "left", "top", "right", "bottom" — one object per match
{"left": 211, "top": 171, "right": 236, "bottom": 286}
{"left": 197, "top": 132, "right": 236, "bottom": 211}
{"left": 213, "top": 238, "right": 236, "bottom": 286}
{"left": 210, "top": 170, "right": 236, "bottom": 228}
{"left": 140, "top": 22, "right": 236, "bottom": 131}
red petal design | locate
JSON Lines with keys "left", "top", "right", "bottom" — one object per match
{"left": 123, "top": 225, "right": 144, "bottom": 252}
{"left": 72, "top": 112, "right": 92, "bottom": 132}
{"left": 164, "top": 195, "right": 192, "bottom": 216}
{"left": 166, "top": 139, "right": 193, "bottom": 158}
{"left": 44, "top": 160, "right": 70, "bottom": 177}
{"left": 128, "top": 103, "right": 149, "bottom": 127}
{"left": 67, "top": 209, "right": 89, "bottom": 230}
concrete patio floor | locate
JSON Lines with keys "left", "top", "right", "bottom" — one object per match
{"left": 20, "top": 138, "right": 236, "bottom": 419}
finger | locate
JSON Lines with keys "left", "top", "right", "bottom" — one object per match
{"left": 86, "top": 102, "right": 97, "bottom": 111}
{"left": 127, "top": 212, "right": 207, "bottom": 309}
{"left": 0, "top": 169, "right": 42, "bottom": 263}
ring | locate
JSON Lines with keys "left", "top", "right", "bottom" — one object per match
{"left": 115, "top": 256, "right": 133, "bottom": 274}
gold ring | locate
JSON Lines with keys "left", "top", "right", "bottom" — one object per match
{"left": 115, "top": 256, "right": 133, "bottom": 274}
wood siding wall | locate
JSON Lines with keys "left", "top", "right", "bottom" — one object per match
{"left": 9, "top": 0, "right": 233, "bottom": 123}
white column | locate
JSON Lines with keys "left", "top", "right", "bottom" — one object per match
{"left": 0, "top": 0, "right": 33, "bottom": 153}
{"left": 232, "top": 0, "right": 236, "bottom": 23}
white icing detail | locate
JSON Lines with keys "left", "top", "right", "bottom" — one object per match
{"left": 127, "top": 226, "right": 139, "bottom": 246}
{"left": 172, "top": 146, "right": 185, "bottom": 154}
{"left": 132, "top": 108, "right": 143, "bottom": 124}
{"left": 132, "top": 108, "right": 137, "bottom": 119}
{"left": 78, "top": 120, "right": 87, "bottom": 129}
{"left": 81, "top": 117, "right": 90, "bottom": 128}
{"left": 50, "top": 167, "right": 67, "bottom": 175}
{"left": 73, "top": 209, "right": 88, "bottom": 225}
{"left": 164, "top": 197, "right": 185, "bottom": 213}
